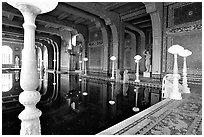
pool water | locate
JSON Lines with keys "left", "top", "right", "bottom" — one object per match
{"left": 2, "top": 71, "right": 162, "bottom": 135}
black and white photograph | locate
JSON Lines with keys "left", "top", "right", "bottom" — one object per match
{"left": 1, "top": 0, "right": 202, "bottom": 135}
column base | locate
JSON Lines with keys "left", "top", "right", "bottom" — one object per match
{"left": 169, "top": 92, "right": 182, "bottom": 100}
{"left": 135, "top": 79, "right": 140, "bottom": 82}
{"left": 143, "top": 72, "right": 151, "bottom": 77}
{"left": 111, "top": 77, "right": 115, "bottom": 79}
{"left": 183, "top": 87, "right": 190, "bottom": 93}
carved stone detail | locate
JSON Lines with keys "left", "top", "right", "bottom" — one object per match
{"left": 166, "top": 23, "right": 202, "bottom": 34}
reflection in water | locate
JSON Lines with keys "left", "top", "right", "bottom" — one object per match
{"left": 123, "top": 83, "right": 129, "bottom": 96}
{"left": 109, "top": 82, "right": 115, "bottom": 105}
{"left": 2, "top": 73, "right": 12, "bottom": 92}
{"left": 142, "top": 88, "right": 150, "bottom": 106}
{"left": 132, "top": 86, "right": 140, "bottom": 112}
{"left": 14, "top": 71, "right": 19, "bottom": 81}
{"left": 2, "top": 70, "right": 59, "bottom": 111}
{"left": 82, "top": 78, "right": 88, "bottom": 96}
{"left": 2, "top": 72, "right": 162, "bottom": 135}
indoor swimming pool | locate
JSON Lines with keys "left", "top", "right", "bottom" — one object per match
{"left": 2, "top": 70, "right": 162, "bottom": 135}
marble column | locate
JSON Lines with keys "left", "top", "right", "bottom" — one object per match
{"left": 179, "top": 49, "right": 192, "bottom": 93}
{"left": 17, "top": 4, "right": 42, "bottom": 135}
{"left": 8, "top": 2, "right": 57, "bottom": 135}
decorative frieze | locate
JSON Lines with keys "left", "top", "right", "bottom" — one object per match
{"left": 88, "top": 41, "right": 103, "bottom": 47}
{"left": 166, "top": 23, "right": 202, "bottom": 35}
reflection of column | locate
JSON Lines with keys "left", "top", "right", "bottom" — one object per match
{"left": 134, "top": 55, "right": 142, "bottom": 82}
{"left": 168, "top": 45, "right": 184, "bottom": 100}
{"left": 109, "top": 82, "right": 115, "bottom": 105}
{"left": 8, "top": 2, "right": 57, "bottom": 135}
{"left": 79, "top": 60, "right": 82, "bottom": 71}
{"left": 82, "top": 78, "right": 88, "bottom": 96}
{"left": 179, "top": 49, "right": 192, "bottom": 93}
{"left": 133, "top": 86, "right": 140, "bottom": 112}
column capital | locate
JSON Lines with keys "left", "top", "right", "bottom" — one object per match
{"left": 144, "top": 2, "right": 156, "bottom": 13}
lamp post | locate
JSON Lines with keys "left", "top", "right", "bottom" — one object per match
{"left": 168, "top": 44, "right": 184, "bottom": 100}
{"left": 8, "top": 1, "right": 58, "bottom": 135}
{"left": 134, "top": 55, "right": 142, "bottom": 82}
{"left": 132, "top": 86, "right": 140, "bottom": 112}
{"left": 110, "top": 56, "right": 117, "bottom": 79}
{"left": 179, "top": 49, "right": 192, "bottom": 93}
{"left": 83, "top": 57, "right": 88, "bottom": 75}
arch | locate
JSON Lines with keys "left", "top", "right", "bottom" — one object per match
{"left": 101, "top": 26, "right": 109, "bottom": 74}
{"left": 125, "top": 24, "right": 146, "bottom": 72}
{"left": 144, "top": 2, "right": 163, "bottom": 77}
{"left": 37, "top": 47, "right": 43, "bottom": 69}
{"left": 110, "top": 24, "right": 119, "bottom": 71}
{"left": 76, "top": 33, "right": 86, "bottom": 71}
{"left": 43, "top": 45, "right": 48, "bottom": 71}
{"left": 124, "top": 30, "right": 137, "bottom": 71}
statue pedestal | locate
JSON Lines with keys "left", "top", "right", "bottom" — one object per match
{"left": 143, "top": 72, "right": 150, "bottom": 77}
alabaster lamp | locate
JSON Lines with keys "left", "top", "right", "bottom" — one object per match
{"left": 8, "top": 1, "right": 58, "bottom": 135}
{"left": 168, "top": 44, "right": 184, "bottom": 100}
{"left": 83, "top": 57, "right": 88, "bottom": 75}
{"left": 134, "top": 55, "right": 142, "bottom": 82}
{"left": 110, "top": 56, "right": 117, "bottom": 79}
{"left": 179, "top": 49, "right": 192, "bottom": 93}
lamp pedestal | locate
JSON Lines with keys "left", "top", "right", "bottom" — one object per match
{"left": 8, "top": 2, "right": 57, "bottom": 135}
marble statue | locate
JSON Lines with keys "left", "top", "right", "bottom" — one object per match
{"left": 116, "top": 69, "right": 121, "bottom": 82}
{"left": 143, "top": 50, "right": 151, "bottom": 72}
{"left": 15, "top": 56, "right": 20, "bottom": 68}
{"left": 123, "top": 70, "right": 129, "bottom": 83}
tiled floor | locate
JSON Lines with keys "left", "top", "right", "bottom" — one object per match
{"left": 97, "top": 84, "right": 202, "bottom": 135}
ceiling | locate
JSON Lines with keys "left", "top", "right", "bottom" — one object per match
{"left": 2, "top": 2, "right": 152, "bottom": 35}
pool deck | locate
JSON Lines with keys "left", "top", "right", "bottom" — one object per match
{"left": 97, "top": 88, "right": 202, "bottom": 135}
{"left": 60, "top": 71, "right": 202, "bottom": 135}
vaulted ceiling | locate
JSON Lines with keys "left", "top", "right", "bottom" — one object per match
{"left": 2, "top": 2, "right": 152, "bottom": 35}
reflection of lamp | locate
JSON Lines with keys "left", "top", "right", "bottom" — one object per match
{"left": 109, "top": 82, "right": 115, "bottom": 105}
{"left": 83, "top": 57, "right": 88, "bottom": 75}
{"left": 79, "top": 60, "right": 82, "bottom": 71}
{"left": 134, "top": 55, "right": 142, "bottom": 82}
{"left": 110, "top": 56, "right": 117, "bottom": 79}
{"left": 168, "top": 44, "right": 184, "bottom": 100}
{"left": 82, "top": 78, "right": 88, "bottom": 96}
{"left": 14, "top": 70, "right": 20, "bottom": 81}
{"left": 178, "top": 49, "right": 192, "bottom": 93}
{"left": 132, "top": 86, "right": 140, "bottom": 112}
{"left": 8, "top": 1, "right": 58, "bottom": 135}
